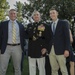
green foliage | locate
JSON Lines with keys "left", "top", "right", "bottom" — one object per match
{"left": 15, "top": 1, "right": 24, "bottom": 23}
{"left": 22, "top": 0, "right": 75, "bottom": 21}
{"left": 0, "top": 0, "right": 10, "bottom": 21}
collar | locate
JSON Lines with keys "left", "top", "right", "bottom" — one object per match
{"left": 52, "top": 19, "right": 59, "bottom": 26}
{"left": 10, "top": 20, "right": 16, "bottom": 24}
{"left": 53, "top": 19, "right": 59, "bottom": 24}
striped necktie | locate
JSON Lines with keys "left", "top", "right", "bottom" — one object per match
{"left": 12, "top": 22, "right": 16, "bottom": 44}
{"left": 52, "top": 22, "right": 55, "bottom": 34}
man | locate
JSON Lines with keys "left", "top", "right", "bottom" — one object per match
{"left": 0, "top": 9, "right": 25, "bottom": 75}
{"left": 48, "top": 8, "right": 70, "bottom": 75}
{"left": 26, "top": 11, "right": 51, "bottom": 75}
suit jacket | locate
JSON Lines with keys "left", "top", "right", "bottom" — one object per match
{"left": 0, "top": 20, "right": 25, "bottom": 54}
{"left": 26, "top": 22, "right": 51, "bottom": 58}
{"left": 49, "top": 20, "right": 70, "bottom": 55}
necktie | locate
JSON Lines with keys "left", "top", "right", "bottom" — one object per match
{"left": 12, "top": 22, "right": 16, "bottom": 44}
{"left": 52, "top": 22, "right": 55, "bottom": 34}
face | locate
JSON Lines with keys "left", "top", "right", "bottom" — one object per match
{"left": 33, "top": 12, "right": 41, "bottom": 22}
{"left": 9, "top": 10, "right": 17, "bottom": 21}
{"left": 49, "top": 10, "right": 58, "bottom": 21}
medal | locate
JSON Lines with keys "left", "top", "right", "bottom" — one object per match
{"left": 34, "top": 27, "right": 36, "bottom": 30}
{"left": 39, "top": 31, "right": 42, "bottom": 37}
{"left": 38, "top": 24, "right": 45, "bottom": 31}
{"left": 33, "top": 36, "right": 37, "bottom": 41}
{"left": 33, "top": 27, "right": 36, "bottom": 33}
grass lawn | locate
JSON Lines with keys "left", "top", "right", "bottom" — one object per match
{"left": 6, "top": 56, "right": 39, "bottom": 75}
{"left": 6, "top": 56, "right": 29, "bottom": 75}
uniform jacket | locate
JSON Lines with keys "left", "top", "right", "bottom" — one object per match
{"left": 26, "top": 21, "right": 51, "bottom": 58}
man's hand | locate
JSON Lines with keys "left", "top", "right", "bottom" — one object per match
{"left": 41, "top": 48, "right": 47, "bottom": 55}
{"left": 64, "top": 50, "right": 69, "bottom": 57}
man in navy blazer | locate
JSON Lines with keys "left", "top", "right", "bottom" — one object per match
{"left": 0, "top": 9, "right": 25, "bottom": 75}
{"left": 48, "top": 8, "right": 70, "bottom": 75}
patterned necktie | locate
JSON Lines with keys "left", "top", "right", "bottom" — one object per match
{"left": 12, "top": 22, "right": 16, "bottom": 44}
{"left": 52, "top": 22, "right": 55, "bottom": 34}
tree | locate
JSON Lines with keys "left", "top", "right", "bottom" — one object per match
{"left": 0, "top": 0, "right": 10, "bottom": 21}
{"left": 22, "top": 0, "right": 75, "bottom": 21}
{"left": 15, "top": 1, "right": 24, "bottom": 23}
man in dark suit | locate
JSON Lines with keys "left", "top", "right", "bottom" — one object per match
{"left": 48, "top": 8, "right": 70, "bottom": 75}
{"left": 26, "top": 11, "right": 51, "bottom": 75}
{"left": 0, "top": 9, "right": 25, "bottom": 75}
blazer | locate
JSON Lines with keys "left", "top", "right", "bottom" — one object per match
{"left": 26, "top": 22, "right": 51, "bottom": 58}
{"left": 0, "top": 20, "right": 25, "bottom": 54}
{"left": 49, "top": 20, "right": 70, "bottom": 55}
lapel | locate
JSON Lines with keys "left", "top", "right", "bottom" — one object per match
{"left": 52, "top": 19, "right": 60, "bottom": 35}
{"left": 55, "top": 20, "right": 60, "bottom": 34}
{"left": 6, "top": 21, "right": 9, "bottom": 38}
{"left": 17, "top": 21, "right": 21, "bottom": 38}
{"left": 49, "top": 22, "right": 53, "bottom": 35}
{"left": 51, "top": 22, "right": 53, "bottom": 32}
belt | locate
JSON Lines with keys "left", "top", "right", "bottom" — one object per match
{"left": 7, "top": 43, "right": 20, "bottom": 46}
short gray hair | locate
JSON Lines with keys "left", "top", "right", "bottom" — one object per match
{"left": 32, "top": 10, "right": 41, "bottom": 18}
